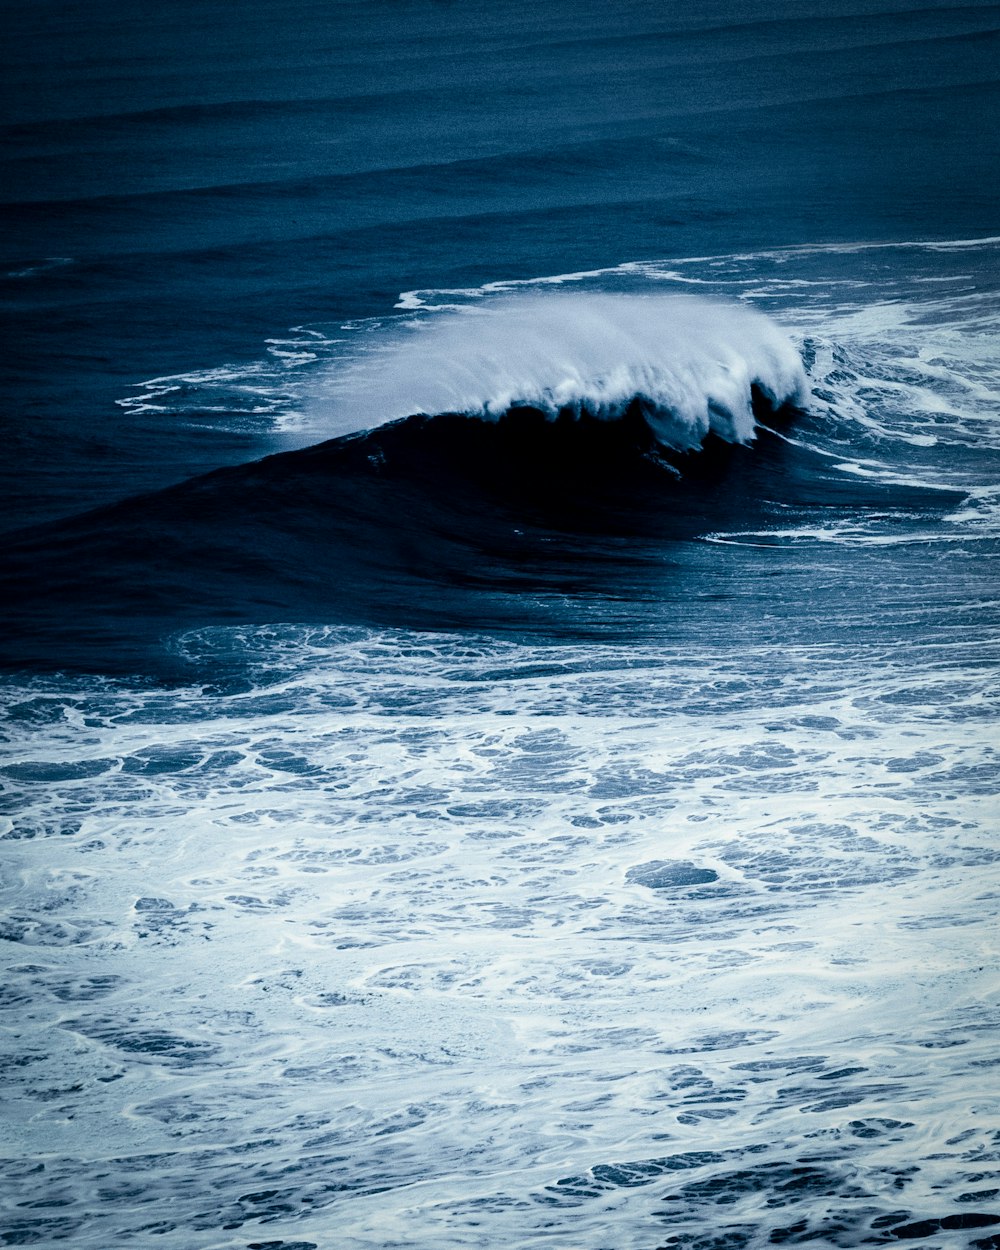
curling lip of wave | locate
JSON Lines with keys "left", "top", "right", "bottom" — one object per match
{"left": 311, "top": 293, "right": 807, "bottom": 450}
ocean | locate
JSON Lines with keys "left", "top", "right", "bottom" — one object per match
{"left": 2, "top": 2, "right": 1000, "bottom": 1247}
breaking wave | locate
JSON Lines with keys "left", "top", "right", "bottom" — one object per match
{"left": 312, "top": 293, "right": 807, "bottom": 449}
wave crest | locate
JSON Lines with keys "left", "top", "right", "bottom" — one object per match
{"left": 313, "top": 293, "right": 806, "bottom": 449}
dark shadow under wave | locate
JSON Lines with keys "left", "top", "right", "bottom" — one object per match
{"left": 0, "top": 395, "right": 954, "bottom": 674}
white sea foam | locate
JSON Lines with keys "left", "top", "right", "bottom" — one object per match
{"left": 311, "top": 293, "right": 807, "bottom": 449}
{"left": 394, "top": 234, "right": 1000, "bottom": 310}
{"left": 2, "top": 625, "right": 999, "bottom": 1248}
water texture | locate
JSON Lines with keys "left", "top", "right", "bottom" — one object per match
{"left": 2, "top": 3, "right": 999, "bottom": 1247}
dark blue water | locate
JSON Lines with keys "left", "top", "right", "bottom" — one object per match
{"left": 2, "top": 4, "right": 1000, "bottom": 1248}
{"left": 4, "top": 0, "right": 999, "bottom": 530}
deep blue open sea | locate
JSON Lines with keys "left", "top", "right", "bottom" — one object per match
{"left": 3, "top": 3, "right": 1000, "bottom": 1247}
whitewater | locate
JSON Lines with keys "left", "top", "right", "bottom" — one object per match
{"left": 309, "top": 293, "right": 807, "bottom": 449}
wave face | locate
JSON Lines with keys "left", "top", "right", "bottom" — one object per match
{"left": 312, "top": 293, "right": 807, "bottom": 448}
{"left": 0, "top": 403, "right": 810, "bottom": 675}
{"left": 0, "top": 293, "right": 819, "bottom": 672}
